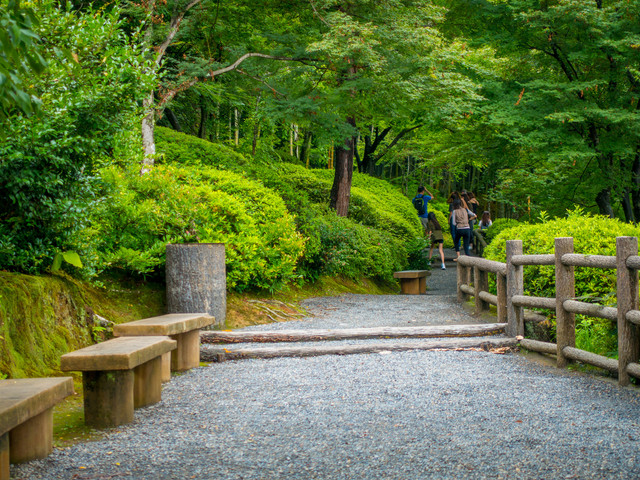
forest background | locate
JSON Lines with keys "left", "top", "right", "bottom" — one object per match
{"left": 1, "top": 0, "right": 640, "bottom": 377}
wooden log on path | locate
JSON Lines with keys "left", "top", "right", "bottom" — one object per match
{"left": 201, "top": 323, "right": 508, "bottom": 344}
{"left": 562, "top": 346, "right": 618, "bottom": 373}
{"left": 519, "top": 339, "right": 557, "bottom": 355}
{"left": 201, "top": 337, "right": 518, "bottom": 362}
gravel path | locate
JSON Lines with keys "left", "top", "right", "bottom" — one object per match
{"left": 12, "top": 254, "right": 640, "bottom": 479}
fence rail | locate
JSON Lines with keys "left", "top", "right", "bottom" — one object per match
{"left": 456, "top": 236, "right": 640, "bottom": 386}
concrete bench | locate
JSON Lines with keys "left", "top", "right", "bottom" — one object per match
{"left": 393, "top": 270, "right": 429, "bottom": 295}
{"left": 60, "top": 336, "right": 176, "bottom": 428}
{"left": 113, "top": 313, "right": 215, "bottom": 379}
{"left": 1, "top": 377, "right": 74, "bottom": 480}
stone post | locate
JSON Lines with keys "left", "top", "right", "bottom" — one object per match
{"left": 166, "top": 243, "right": 226, "bottom": 329}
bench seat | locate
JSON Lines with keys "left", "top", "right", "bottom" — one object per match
{"left": 113, "top": 313, "right": 215, "bottom": 377}
{"left": 393, "top": 270, "right": 429, "bottom": 295}
{"left": 1, "top": 377, "right": 74, "bottom": 479}
{"left": 60, "top": 336, "right": 176, "bottom": 428}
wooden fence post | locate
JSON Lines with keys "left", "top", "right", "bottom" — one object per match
{"left": 474, "top": 266, "right": 489, "bottom": 313}
{"left": 617, "top": 236, "right": 639, "bottom": 386}
{"left": 555, "top": 237, "right": 575, "bottom": 368}
{"left": 497, "top": 274, "right": 507, "bottom": 323}
{"left": 506, "top": 240, "right": 524, "bottom": 337}
{"left": 457, "top": 263, "right": 468, "bottom": 302}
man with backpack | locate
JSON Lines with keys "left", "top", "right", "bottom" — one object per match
{"left": 412, "top": 186, "right": 434, "bottom": 233}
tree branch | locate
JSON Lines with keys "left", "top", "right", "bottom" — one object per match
{"left": 156, "top": 53, "right": 310, "bottom": 110}
{"left": 373, "top": 125, "right": 423, "bottom": 162}
{"left": 155, "top": 0, "right": 203, "bottom": 67}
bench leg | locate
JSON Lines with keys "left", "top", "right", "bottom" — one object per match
{"left": 134, "top": 356, "right": 163, "bottom": 408}
{"left": 161, "top": 352, "right": 171, "bottom": 383}
{"left": 400, "top": 278, "right": 419, "bottom": 295}
{"left": 8, "top": 408, "right": 53, "bottom": 464}
{"left": 1, "top": 433, "right": 8, "bottom": 480}
{"left": 171, "top": 329, "right": 201, "bottom": 371}
{"left": 419, "top": 276, "right": 427, "bottom": 294}
{"left": 83, "top": 370, "right": 134, "bottom": 428}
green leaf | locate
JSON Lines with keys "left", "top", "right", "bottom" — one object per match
{"left": 62, "top": 251, "right": 83, "bottom": 268}
{"left": 52, "top": 252, "right": 63, "bottom": 271}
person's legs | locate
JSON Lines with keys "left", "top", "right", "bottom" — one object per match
{"left": 438, "top": 242, "right": 445, "bottom": 269}
{"left": 462, "top": 228, "right": 471, "bottom": 256}
{"left": 454, "top": 230, "right": 462, "bottom": 259}
{"left": 428, "top": 243, "right": 435, "bottom": 261}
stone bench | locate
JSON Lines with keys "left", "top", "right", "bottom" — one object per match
{"left": 393, "top": 270, "right": 429, "bottom": 295}
{"left": 113, "top": 313, "right": 215, "bottom": 380}
{"left": 60, "top": 336, "right": 176, "bottom": 428}
{"left": 1, "top": 377, "right": 74, "bottom": 480}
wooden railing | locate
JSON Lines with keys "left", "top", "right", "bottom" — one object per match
{"left": 456, "top": 236, "right": 640, "bottom": 386}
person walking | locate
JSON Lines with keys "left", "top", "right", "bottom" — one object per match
{"left": 427, "top": 212, "right": 446, "bottom": 270}
{"left": 412, "top": 186, "right": 434, "bottom": 235}
{"left": 452, "top": 198, "right": 477, "bottom": 258}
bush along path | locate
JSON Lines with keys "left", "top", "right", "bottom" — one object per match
{"left": 13, "top": 260, "right": 640, "bottom": 480}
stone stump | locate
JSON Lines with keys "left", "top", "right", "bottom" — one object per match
{"left": 166, "top": 243, "right": 226, "bottom": 329}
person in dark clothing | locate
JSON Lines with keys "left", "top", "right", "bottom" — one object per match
{"left": 412, "top": 186, "right": 434, "bottom": 236}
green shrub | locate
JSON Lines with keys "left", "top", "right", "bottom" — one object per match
{"left": 484, "top": 210, "right": 640, "bottom": 357}
{"left": 156, "top": 128, "right": 425, "bottom": 282}
{"left": 307, "top": 213, "right": 407, "bottom": 283}
{"left": 484, "top": 218, "right": 521, "bottom": 244}
{"left": 156, "top": 127, "right": 249, "bottom": 170}
{"left": 89, "top": 165, "right": 305, "bottom": 291}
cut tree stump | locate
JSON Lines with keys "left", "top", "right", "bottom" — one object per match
{"left": 166, "top": 243, "right": 226, "bottom": 329}
{"left": 201, "top": 323, "right": 507, "bottom": 344}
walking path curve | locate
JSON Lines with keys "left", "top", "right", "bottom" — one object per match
{"left": 13, "top": 252, "right": 640, "bottom": 479}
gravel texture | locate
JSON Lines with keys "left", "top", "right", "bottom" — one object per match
{"left": 12, "top": 255, "right": 640, "bottom": 479}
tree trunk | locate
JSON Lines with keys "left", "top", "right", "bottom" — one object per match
{"left": 301, "top": 130, "right": 312, "bottom": 168}
{"left": 595, "top": 188, "right": 614, "bottom": 218}
{"left": 622, "top": 189, "right": 635, "bottom": 223}
{"left": 141, "top": 93, "right": 156, "bottom": 174}
{"left": 164, "top": 108, "right": 181, "bottom": 132}
{"left": 632, "top": 151, "right": 640, "bottom": 222}
{"left": 330, "top": 117, "right": 356, "bottom": 216}
{"left": 198, "top": 97, "right": 207, "bottom": 139}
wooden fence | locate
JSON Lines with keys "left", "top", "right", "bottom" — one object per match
{"left": 456, "top": 236, "right": 640, "bottom": 386}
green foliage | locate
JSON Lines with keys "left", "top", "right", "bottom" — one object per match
{"left": 90, "top": 164, "right": 305, "bottom": 291}
{"left": 484, "top": 211, "right": 640, "bottom": 356}
{"left": 0, "top": 2, "right": 155, "bottom": 274}
{"left": 484, "top": 218, "right": 521, "bottom": 244}
{"left": 0, "top": 0, "right": 47, "bottom": 124}
{"left": 307, "top": 213, "right": 408, "bottom": 283}
{"left": 156, "top": 127, "right": 424, "bottom": 284}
